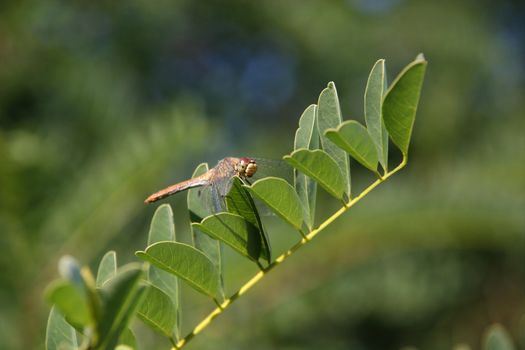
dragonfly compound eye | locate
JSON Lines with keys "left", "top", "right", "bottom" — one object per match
{"left": 245, "top": 161, "right": 257, "bottom": 177}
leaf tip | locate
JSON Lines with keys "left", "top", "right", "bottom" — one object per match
{"left": 373, "top": 58, "right": 386, "bottom": 67}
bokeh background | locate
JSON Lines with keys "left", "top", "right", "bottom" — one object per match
{"left": 1, "top": 1, "right": 524, "bottom": 349}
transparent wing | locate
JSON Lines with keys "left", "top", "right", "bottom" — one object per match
{"left": 196, "top": 185, "right": 226, "bottom": 214}
{"left": 250, "top": 157, "right": 294, "bottom": 184}
{"left": 198, "top": 177, "right": 233, "bottom": 213}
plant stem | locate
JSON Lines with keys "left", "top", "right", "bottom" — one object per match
{"left": 172, "top": 158, "right": 407, "bottom": 349}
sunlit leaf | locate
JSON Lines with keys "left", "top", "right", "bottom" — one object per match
{"left": 188, "top": 163, "right": 224, "bottom": 300}
{"left": 115, "top": 346, "right": 133, "bottom": 350}
{"left": 294, "top": 104, "right": 319, "bottom": 230}
{"left": 245, "top": 177, "right": 304, "bottom": 230}
{"left": 148, "top": 204, "right": 175, "bottom": 244}
{"left": 284, "top": 149, "right": 346, "bottom": 200}
{"left": 193, "top": 213, "right": 261, "bottom": 262}
{"left": 136, "top": 242, "right": 219, "bottom": 298}
{"left": 45, "top": 306, "right": 78, "bottom": 350}
{"left": 365, "top": 59, "right": 388, "bottom": 171}
{"left": 118, "top": 328, "right": 137, "bottom": 350}
{"left": 383, "top": 54, "right": 427, "bottom": 156}
{"left": 325, "top": 120, "right": 379, "bottom": 174}
{"left": 226, "top": 176, "right": 270, "bottom": 262}
{"left": 146, "top": 204, "right": 181, "bottom": 340}
{"left": 96, "top": 251, "right": 117, "bottom": 288}
{"left": 317, "top": 82, "right": 351, "bottom": 196}
{"left": 137, "top": 284, "right": 177, "bottom": 337}
{"left": 483, "top": 324, "right": 515, "bottom": 350}
{"left": 97, "top": 264, "right": 144, "bottom": 349}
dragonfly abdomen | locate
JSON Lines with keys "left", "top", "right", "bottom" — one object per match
{"left": 144, "top": 173, "right": 210, "bottom": 204}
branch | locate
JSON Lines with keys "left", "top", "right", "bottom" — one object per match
{"left": 173, "top": 158, "right": 407, "bottom": 349}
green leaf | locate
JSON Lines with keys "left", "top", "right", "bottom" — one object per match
{"left": 55, "top": 256, "right": 101, "bottom": 330}
{"left": 365, "top": 59, "right": 388, "bottom": 171}
{"left": 284, "top": 149, "right": 346, "bottom": 200}
{"left": 146, "top": 204, "right": 181, "bottom": 340}
{"left": 245, "top": 177, "right": 304, "bottom": 230}
{"left": 294, "top": 104, "right": 319, "bottom": 230}
{"left": 193, "top": 213, "right": 261, "bottom": 262}
{"left": 383, "top": 54, "right": 427, "bottom": 156}
{"left": 188, "top": 163, "right": 212, "bottom": 223}
{"left": 97, "top": 264, "right": 144, "bottom": 349}
{"left": 46, "top": 306, "right": 78, "bottom": 350}
{"left": 483, "top": 324, "right": 515, "bottom": 350}
{"left": 101, "top": 284, "right": 146, "bottom": 350}
{"left": 96, "top": 251, "right": 117, "bottom": 288}
{"left": 45, "top": 280, "right": 91, "bottom": 328}
{"left": 118, "top": 328, "right": 137, "bottom": 350}
{"left": 295, "top": 104, "right": 319, "bottom": 150}
{"left": 148, "top": 204, "right": 175, "bottom": 244}
{"left": 136, "top": 242, "right": 219, "bottom": 298}
{"left": 188, "top": 163, "right": 224, "bottom": 300}
{"left": 325, "top": 120, "right": 379, "bottom": 173}
{"left": 226, "top": 176, "right": 271, "bottom": 262}
{"left": 317, "top": 82, "right": 351, "bottom": 196}
{"left": 115, "top": 346, "right": 133, "bottom": 350}
{"left": 137, "top": 284, "right": 177, "bottom": 337}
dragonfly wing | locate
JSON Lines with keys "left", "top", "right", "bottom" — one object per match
{"left": 211, "top": 183, "right": 227, "bottom": 213}
{"left": 194, "top": 185, "right": 225, "bottom": 215}
{"left": 250, "top": 157, "right": 294, "bottom": 184}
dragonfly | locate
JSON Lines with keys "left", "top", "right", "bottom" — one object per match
{"left": 144, "top": 157, "right": 259, "bottom": 212}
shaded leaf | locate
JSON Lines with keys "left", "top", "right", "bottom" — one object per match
{"left": 483, "top": 324, "right": 515, "bottom": 350}
{"left": 148, "top": 267, "right": 178, "bottom": 310}
{"left": 96, "top": 251, "right": 117, "bottom": 288}
{"left": 100, "top": 284, "right": 146, "bottom": 350}
{"left": 365, "top": 59, "right": 388, "bottom": 171}
{"left": 325, "top": 120, "right": 379, "bottom": 173}
{"left": 54, "top": 256, "right": 101, "bottom": 329}
{"left": 317, "top": 82, "right": 351, "bottom": 196}
{"left": 45, "top": 280, "right": 90, "bottom": 328}
{"left": 193, "top": 213, "right": 261, "bottom": 262}
{"left": 383, "top": 54, "right": 427, "bottom": 156}
{"left": 97, "top": 264, "right": 144, "bottom": 348}
{"left": 284, "top": 149, "right": 346, "bottom": 200}
{"left": 137, "top": 284, "right": 177, "bottom": 337}
{"left": 226, "top": 176, "right": 270, "bottom": 262}
{"left": 136, "top": 242, "right": 219, "bottom": 298}
{"left": 45, "top": 306, "right": 78, "bottom": 350}
{"left": 294, "top": 104, "right": 319, "bottom": 230}
{"left": 245, "top": 177, "right": 304, "bottom": 230}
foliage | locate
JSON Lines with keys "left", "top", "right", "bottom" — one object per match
{"left": 45, "top": 55, "right": 428, "bottom": 349}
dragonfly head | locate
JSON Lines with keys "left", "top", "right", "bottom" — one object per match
{"left": 237, "top": 157, "right": 257, "bottom": 178}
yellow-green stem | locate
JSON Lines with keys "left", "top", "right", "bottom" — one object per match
{"left": 173, "top": 158, "right": 407, "bottom": 349}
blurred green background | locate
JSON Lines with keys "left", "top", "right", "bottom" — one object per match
{"left": 1, "top": 0, "right": 524, "bottom": 349}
